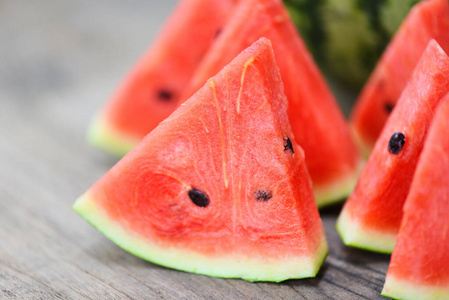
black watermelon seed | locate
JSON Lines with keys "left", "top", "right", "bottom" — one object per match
{"left": 188, "top": 188, "right": 209, "bottom": 207}
{"left": 157, "top": 89, "right": 173, "bottom": 102}
{"left": 254, "top": 189, "right": 272, "bottom": 202}
{"left": 283, "top": 137, "right": 294, "bottom": 153}
{"left": 214, "top": 28, "right": 222, "bottom": 39}
{"left": 388, "top": 132, "right": 406, "bottom": 154}
{"left": 384, "top": 102, "right": 394, "bottom": 113}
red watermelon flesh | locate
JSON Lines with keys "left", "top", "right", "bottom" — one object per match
{"left": 350, "top": 0, "right": 449, "bottom": 155}
{"left": 337, "top": 40, "right": 449, "bottom": 253}
{"left": 73, "top": 38, "right": 328, "bottom": 282}
{"left": 382, "top": 94, "right": 449, "bottom": 300}
{"left": 180, "top": 0, "right": 362, "bottom": 207}
{"left": 88, "top": 0, "right": 238, "bottom": 156}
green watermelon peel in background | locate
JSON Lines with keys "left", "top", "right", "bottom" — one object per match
{"left": 285, "top": 0, "right": 421, "bottom": 88}
{"left": 74, "top": 38, "right": 328, "bottom": 282}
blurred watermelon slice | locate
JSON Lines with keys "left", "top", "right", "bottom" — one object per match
{"left": 88, "top": 0, "right": 238, "bottom": 156}
{"left": 350, "top": 0, "right": 449, "bottom": 155}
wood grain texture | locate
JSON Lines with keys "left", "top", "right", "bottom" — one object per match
{"left": 0, "top": 1, "right": 387, "bottom": 299}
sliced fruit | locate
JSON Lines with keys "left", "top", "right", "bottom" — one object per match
{"left": 88, "top": 0, "right": 237, "bottom": 156}
{"left": 382, "top": 95, "right": 449, "bottom": 300}
{"left": 181, "top": 0, "right": 362, "bottom": 207}
{"left": 350, "top": 0, "right": 449, "bottom": 155}
{"left": 74, "top": 38, "right": 327, "bottom": 282}
{"left": 337, "top": 40, "right": 449, "bottom": 253}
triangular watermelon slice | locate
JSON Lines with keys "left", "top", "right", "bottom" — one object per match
{"left": 381, "top": 94, "right": 449, "bottom": 300}
{"left": 337, "top": 40, "right": 449, "bottom": 253}
{"left": 73, "top": 38, "right": 328, "bottom": 282}
{"left": 88, "top": 0, "right": 238, "bottom": 156}
{"left": 350, "top": 0, "right": 449, "bottom": 155}
{"left": 180, "top": 0, "right": 362, "bottom": 207}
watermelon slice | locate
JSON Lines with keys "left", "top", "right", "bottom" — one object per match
{"left": 381, "top": 95, "right": 449, "bottom": 300}
{"left": 180, "top": 0, "right": 362, "bottom": 207}
{"left": 73, "top": 38, "right": 328, "bottom": 282}
{"left": 88, "top": 0, "right": 237, "bottom": 156}
{"left": 337, "top": 40, "right": 449, "bottom": 253}
{"left": 350, "top": 0, "right": 449, "bottom": 156}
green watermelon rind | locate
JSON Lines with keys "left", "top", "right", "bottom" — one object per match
{"left": 382, "top": 275, "right": 449, "bottom": 300}
{"left": 285, "top": 0, "right": 421, "bottom": 88}
{"left": 87, "top": 115, "right": 137, "bottom": 157}
{"left": 314, "top": 159, "right": 365, "bottom": 208}
{"left": 336, "top": 207, "right": 396, "bottom": 254}
{"left": 73, "top": 193, "right": 329, "bottom": 282}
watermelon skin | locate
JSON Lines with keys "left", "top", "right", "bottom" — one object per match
{"left": 285, "top": 0, "right": 421, "bottom": 89}
{"left": 382, "top": 96, "right": 449, "bottom": 300}
{"left": 74, "top": 38, "right": 328, "bottom": 282}
{"left": 181, "top": 0, "right": 363, "bottom": 207}
{"left": 350, "top": 0, "right": 449, "bottom": 155}
{"left": 337, "top": 40, "right": 449, "bottom": 253}
{"left": 88, "top": 0, "right": 237, "bottom": 156}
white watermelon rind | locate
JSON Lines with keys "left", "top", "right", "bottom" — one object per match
{"left": 382, "top": 275, "right": 449, "bottom": 300}
{"left": 336, "top": 207, "right": 396, "bottom": 254}
{"left": 314, "top": 158, "right": 365, "bottom": 208}
{"left": 350, "top": 124, "right": 374, "bottom": 159}
{"left": 73, "top": 192, "right": 328, "bottom": 282}
{"left": 87, "top": 114, "right": 139, "bottom": 157}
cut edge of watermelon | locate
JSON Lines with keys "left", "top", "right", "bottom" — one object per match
{"left": 87, "top": 114, "right": 138, "bottom": 157}
{"left": 350, "top": 124, "right": 373, "bottom": 159}
{"left": 314, "top": 159, "right": 365, "bottom": 208}
{"left": 336, "top": 207, "right": 396, "bottom": 254}
{"left": 73, "top": 193, "right": 328, "bottom": 282}
{"left": 382, "top": 275, "right": 449, "bottom": 300}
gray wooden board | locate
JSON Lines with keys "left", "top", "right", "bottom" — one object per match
{"left": 0, "top": 1, "right": 389, "bottom": 299}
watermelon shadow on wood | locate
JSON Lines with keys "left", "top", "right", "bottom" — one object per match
{"left": 350, "top": 0, "right": 449, "bottom": 156}
{"left": 337, "top": 40, "right": 449, "bottom": 254}
{"left": 88, "top": 0, "right": 238, "bottom": 157}
{"left": 74, "top": 38, "right": 328, "bottom": 282}
{"left": 382, "top": 94, "right": 449, "bottom": 300}
{"left": 180, "top": 0, "right": 363, "bottom": 208}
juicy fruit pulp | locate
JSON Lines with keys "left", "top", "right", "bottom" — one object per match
{"left": 180, "top": 0, "right": 362, "bottom": 207}
{"left": 350, "top": 0, "right": 449, "bottom": 155}
{"left": 337, "top": 40, "right": 449, "bottom": 253}
{"left": 74, "top": 38, "right": 328, "bottom": 282}
{"left": 88, "top": 0, "right": 238, "bottom": 156}
{"left": 382, "top": 95, "right": 449, "bottom": 300}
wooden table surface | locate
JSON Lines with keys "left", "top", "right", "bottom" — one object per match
{"left": 0, "top": 1, "right": 390, "bottom": 299}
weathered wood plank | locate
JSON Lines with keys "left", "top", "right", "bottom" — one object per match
{"left": 0, "top": 0, "right": 390, "bottom": 299}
